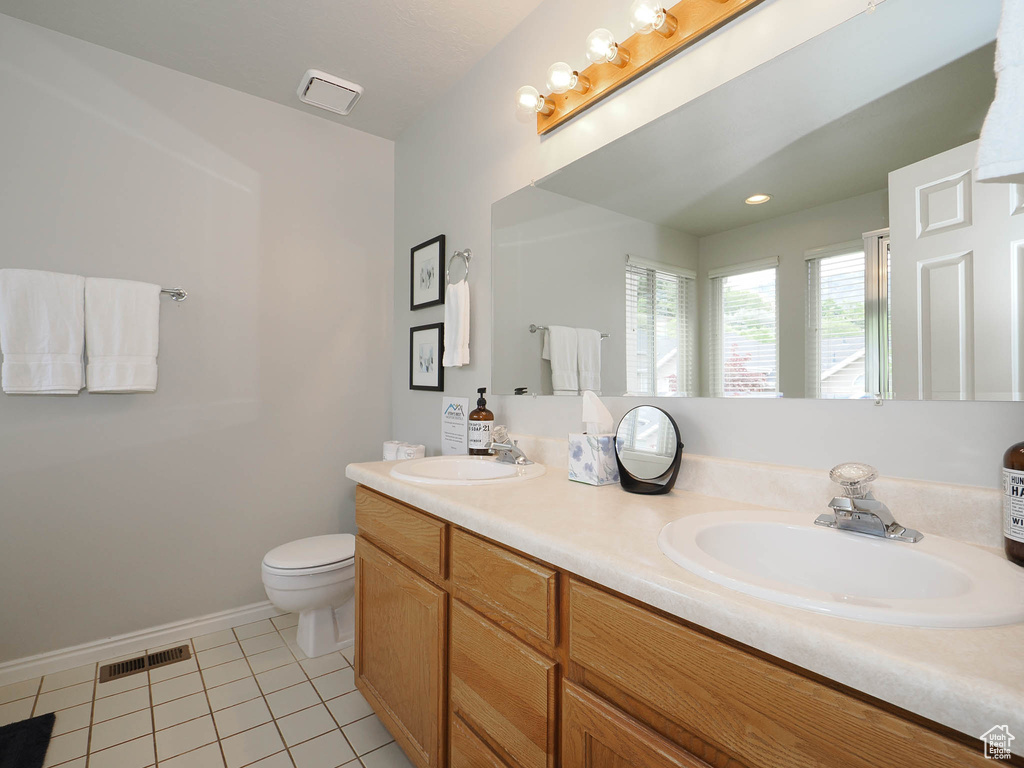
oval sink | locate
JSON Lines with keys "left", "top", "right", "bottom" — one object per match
{"left": 658, "top": 510, "right": 1024, "bottom": 627}
{"left": 390, "top": 456, "right": 546, "bottom": 485}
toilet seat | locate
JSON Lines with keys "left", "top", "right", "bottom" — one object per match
{"left": 262, "top": 534, "right": 355, "bottom": 575}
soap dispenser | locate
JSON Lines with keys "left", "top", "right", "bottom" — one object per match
{"left": 468, "top": 388, "right": 494, "bottom": 456}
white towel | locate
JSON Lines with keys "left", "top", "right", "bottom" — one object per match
{"left": 576, "top": 328, "right": 602, "bottom": 395}
{"left": 85, "top": 278, "right": 161, "bottom": 392}
{"left": 442, "top": 280, "right": 470, "bottom": 367}
{"left": 0, "top": 269, "right": 85, "bottom": 394}
{"left": 978, "top": 0, "right": 1024, "bottom": 183}
{"left": 541, "top": 325, "right": 578, "bottom": 394}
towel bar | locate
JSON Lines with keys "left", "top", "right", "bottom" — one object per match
{"left": 160, "top": 287, "right": 188, "bottom": 302}
{"left": 530, "top": 324, "right": 609, "bottom": 339}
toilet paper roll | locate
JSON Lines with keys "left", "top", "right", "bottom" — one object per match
{"left": 398, "top": 443, "right": 426, "bottom": 459}
{"left": 383, "top": 440, "right": 402, "bottom": 460}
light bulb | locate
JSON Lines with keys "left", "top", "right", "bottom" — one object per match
{"left": 514, "top": 85, "right": 555, "bottom": 122}
{"left": 586, "top": 28, "right": 629, "bottom": 67}
{"left": 629, "top": 0, "right": 676, "bottom": 36}
{"left": 545, "top": 62, "right": 590, "bottom": 95}
{"left": 745, "top": 193, "right": 772, "bottom": 205}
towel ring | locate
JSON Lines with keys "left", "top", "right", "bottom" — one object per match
{"left": 447, "top": 249, "right": 472, "bottom": 285}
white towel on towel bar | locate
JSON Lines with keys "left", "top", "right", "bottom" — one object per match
{"left": 85, "top": 278, "right": 161, "bottom": 392}
{"left": 978, "top": 0, "right": 1024, "bottom": 183}
{"left": 576, "top": 328, "right": 602, "bottom": 395}
{"left": 541, "top": 325, "right": 578, "bottom": 395}
{"left": 442, "top": 280, "right": 470, "bottom": 367}
{"left": 0, "top": 269, "right": 85, "bottom": 394}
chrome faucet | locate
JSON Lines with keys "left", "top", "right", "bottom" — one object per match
{"left": 814, "top": 462, "right": 923, "bottom": 543}
{"left": 488, "top": 425, "right": 534, "bottom": 465}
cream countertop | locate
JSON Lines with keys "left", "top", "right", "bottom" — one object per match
{"left": 345, "top": 459, "right": 1024, "bottom": 741}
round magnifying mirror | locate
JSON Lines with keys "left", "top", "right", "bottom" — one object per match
{"left": 614, "top": 405, "right": 683, "bottom": 495}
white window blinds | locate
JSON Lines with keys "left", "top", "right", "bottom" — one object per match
{"left": 625, "top": 258, "right": 695, "bottom": 396}
{"left": 709, "top": 262, "right": 779, "bottom": 397}
{"left": 806, "top": 248, "right": 867, "bottom": 398}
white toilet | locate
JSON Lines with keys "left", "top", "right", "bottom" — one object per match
{"left": 261, "top": 534, "right": 356, "bottom": 658}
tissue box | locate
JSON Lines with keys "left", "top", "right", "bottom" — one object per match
{"left": 568, "top": 434, "right": 620, "bottom": 486}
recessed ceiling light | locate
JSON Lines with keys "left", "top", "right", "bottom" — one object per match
{"left": 745, "top": 193, "right": 772, "bottom": 205}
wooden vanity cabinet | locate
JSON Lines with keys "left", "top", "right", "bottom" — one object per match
{"left": 354, "top": 487, "right": 995, "bottom": 768}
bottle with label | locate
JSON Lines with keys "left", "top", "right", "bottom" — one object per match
{"left": 1004, "top": 440, "right": 1024, "bottom": 567}
{"left": 468, "top": 388, "right": 494, "bottom": 456}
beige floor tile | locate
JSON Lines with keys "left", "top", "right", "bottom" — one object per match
{"left": 221, "top": 721, "right": 285, "bottom": 768}
{"left": 289, "top": 729, "right": 356, "bottom": 768}
{"left": 34, "top": 681, "right": 93, "bottom": 714}
{"left": 51, "top": 702, "right": 91, "bottom": 736}
{"left": 91, "top": 709, "right": 153, "bottom": 752}
{"left": 152, "top": 671, "right": 203, "bottom": 705}
{"left": 197, "top": 643, "right": 244, "bottom": 670}
{"left": 360, "top": 742, "right": 415, "bottom": 768}
{"left": 325, "top": 690, "right": 373, "bottom": 728}
{"left": 207, "top": 677, "right": 261, "bottom": 712}
{"left": 342, "top": 715, "right": 393, "bottom": 756}
{"left": 202, "top": 659, "right": 253, "bottom": 690}
{"left": 160, "top": 742, "right": 226, "bottom": 768}
{"left": 50, "top": 759, "right": 86, "bottom": 768}
{"left": 257, "top": 663, "right": 306, "bottom": 695}
{"left": 277, "top": 703, "right": 337, "bottom": 747}
{"left": 266, "top": 682, "right": 319, "bottom": 719}
{"left": 240, "top": 633, "right": 285, "bottom": 657}
{"left": 340, "top": 646, "right": 355, "bottom": 666}
{"left": 271, "top": 614, "right": 299, "bottom": 631}
{"left": 95, "top": 670, "right": 148, "bottom": 698}
{"left": 41, "top": 727, "right": 89, "bottom": 768}
{"left": 192, "top": 629, "right": 237, "bottom": 652}
{"left": 310, "top": 669, "right": 355, "bottom": 701}
{"left": 154, "top": 691, "right": 210, "bottom": 730}
{"left": 149, "top": 655, "right": 199, "bottom": 683}
{"left": 212, "top": 697, "right": 272, "bottom": 738}
{"left": 233, "top": 619, "right": 277, "bottom": 641}
{"left": 0, "top": 697, "right": 35, "bottom": 726}
{"left": 156, "top": 714, "right": 218, "bottom": 760}
{"left": 88, "top": 734, "right": 156, "bottom": 768}
{"left": 0, "top": 677, "right": 39, "bottom": 706}
{"left": 299, "top": 653, "right": 347, "bottom": 680}
{"left": 279, "top": 628, "right": 309, "bottom": 662}
{"left": 39, "top": 664, "right": 95, "bottom": 694}
{"left": 248, "top": 752, "right": 294, "bottom": 768}
{"left": 92, "top": 685, "right": 150, "bottom": 723}
{"left": 248, "top": 646, "right": 296, "bottom": 676}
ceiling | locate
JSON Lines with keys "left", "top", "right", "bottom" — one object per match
{"left": 538, "top": 10, "right": 996, "bottom": 238}
{"left": 0, "top": 0, "right": 547, "bottom": 140}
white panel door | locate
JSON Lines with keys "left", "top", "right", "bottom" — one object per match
{"left": 889, "top": 140, "right": 1024, "bottom": 400}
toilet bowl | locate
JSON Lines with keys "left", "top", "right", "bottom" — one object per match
{"left": 261, "top": 534, "right": 356, "bottom": 658}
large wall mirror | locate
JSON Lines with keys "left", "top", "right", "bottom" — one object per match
{"left": 491, "top": 5, "right": 1018, "bottom": 402}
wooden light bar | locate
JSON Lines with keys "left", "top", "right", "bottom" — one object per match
{"left": 536, "top": 0, "right": 765, "bottom": 135}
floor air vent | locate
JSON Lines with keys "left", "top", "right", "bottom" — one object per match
{"left": 98, "top": 644, "right": 191, "bottom": 683}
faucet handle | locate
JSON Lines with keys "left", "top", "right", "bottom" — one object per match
{"left": 829, "top": 462, "right": 878, "bottom": 498}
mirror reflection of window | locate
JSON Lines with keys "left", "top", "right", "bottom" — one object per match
{"left": 709, "top": 262, "right": 779, "bottom": 397}
{"left": 625, "top": 258, "right": 696, "bottom": 397}
{"left": 806, "top": 245, "right": 867, "bottom": 399}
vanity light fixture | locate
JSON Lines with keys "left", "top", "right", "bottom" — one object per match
{"left": 629, "top": 0, "right": 678, "bottom": 37}
{"left": 515, "top": 85, "right": 556, "bottom": 121}
{"left": 745, "top": 193, "right": 773, "bottom": 205}
{"left": 546, "top": 62, "right": 591, "bottom": 95}
{"left": 586, "top": 28, "right": 630, "bottom": 67}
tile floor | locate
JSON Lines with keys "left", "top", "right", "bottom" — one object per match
{"left": 0, "top": 614, "right": 413, "bottom": 768}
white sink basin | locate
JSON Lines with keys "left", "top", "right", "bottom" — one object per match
{"left": 659, "top": 510, "right": 1024, "bottom": 627}
{"left": 390, "top": 456, "right": 546, "bottom": 485}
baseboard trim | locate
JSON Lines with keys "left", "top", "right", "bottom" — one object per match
{"left": 0, "top": 601, "right": 280, "bottom": 688}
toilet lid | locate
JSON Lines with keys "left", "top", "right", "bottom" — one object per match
{"left": 263, "top": 534, "right": 355, "bottom": 570}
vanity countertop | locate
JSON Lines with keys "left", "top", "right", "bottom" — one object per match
{"left": 345, "top": 459, "right": 1024, "bottom": 741}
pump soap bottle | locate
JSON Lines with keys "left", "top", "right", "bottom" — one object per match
{"left": 1004, "top": 440, "right": 1024, "bottom": 567}
{"left": 469, "top": 388, "right": 494, "bottom": 456}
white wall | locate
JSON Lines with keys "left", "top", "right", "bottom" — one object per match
{"left": 392, "top": 0, "right": 1019, "bottom": 491}
{"left": 492, "top": 187, "right": 697, "bottom": 396}
{"left": 0, "top": 16, "right": 394, "bottom": 662}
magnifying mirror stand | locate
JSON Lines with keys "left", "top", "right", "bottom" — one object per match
{"left": 615, "top": 440, "right": 683, "bottom": 495}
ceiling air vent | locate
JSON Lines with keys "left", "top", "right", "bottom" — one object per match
{"left": 98, "top": 644, "right": 192, "bottom": 683}
{"left": 297, "top": 69, "right": 363, "bottom": 116}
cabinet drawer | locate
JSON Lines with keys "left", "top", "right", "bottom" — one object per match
{"left": 451, "top": 714, "right": 510, "bottom": 768}
{"left": 451, "top": 529, "right": 557, "bottom": 645}
{"left": 568, "top": 580, "right": 986, "bottom": 768}
{"left": 450, "top": 600, "right": 557, "bottom": 768}
{"left": 356, "top": 487, "right": 446, "bottom": 579}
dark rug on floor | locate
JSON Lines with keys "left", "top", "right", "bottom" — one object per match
{"left": 0, "top": 712, "right": 55, "bottom": 768}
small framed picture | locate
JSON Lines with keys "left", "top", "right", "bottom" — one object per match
{"left": 410, "top": 323, "right": 445, "bottom": 391}
{"left": 410, "top": 234, "right": 445, "bottom": 310}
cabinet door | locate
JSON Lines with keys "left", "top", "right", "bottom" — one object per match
{"left": 562, "top": 682, "right": 710, "bottom": 768}
{"left": 355, "top": 536, "right": 446, "bottom": 768}
{"left": 450, "top": 714, "right": 511, "bottom": 768}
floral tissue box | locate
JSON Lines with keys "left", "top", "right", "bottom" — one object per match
{"left": 568, "top": 433, "right": 620, "bottom": 486}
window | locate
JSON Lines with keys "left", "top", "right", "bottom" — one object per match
{"left": 709, "top": 259, "right": 779, "bottom": 397}
{"left": 625, "top": 257, "right": 696, "bottom": 396}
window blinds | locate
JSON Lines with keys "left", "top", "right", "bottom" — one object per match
{"left": 806, "top": 249, "right": 866, "bottom": 398}
{"left": 625, "top": 260, "right": 695, "bottom": 396}
{"left": 710, "top": 265, "right": 778, "bottom": 397}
